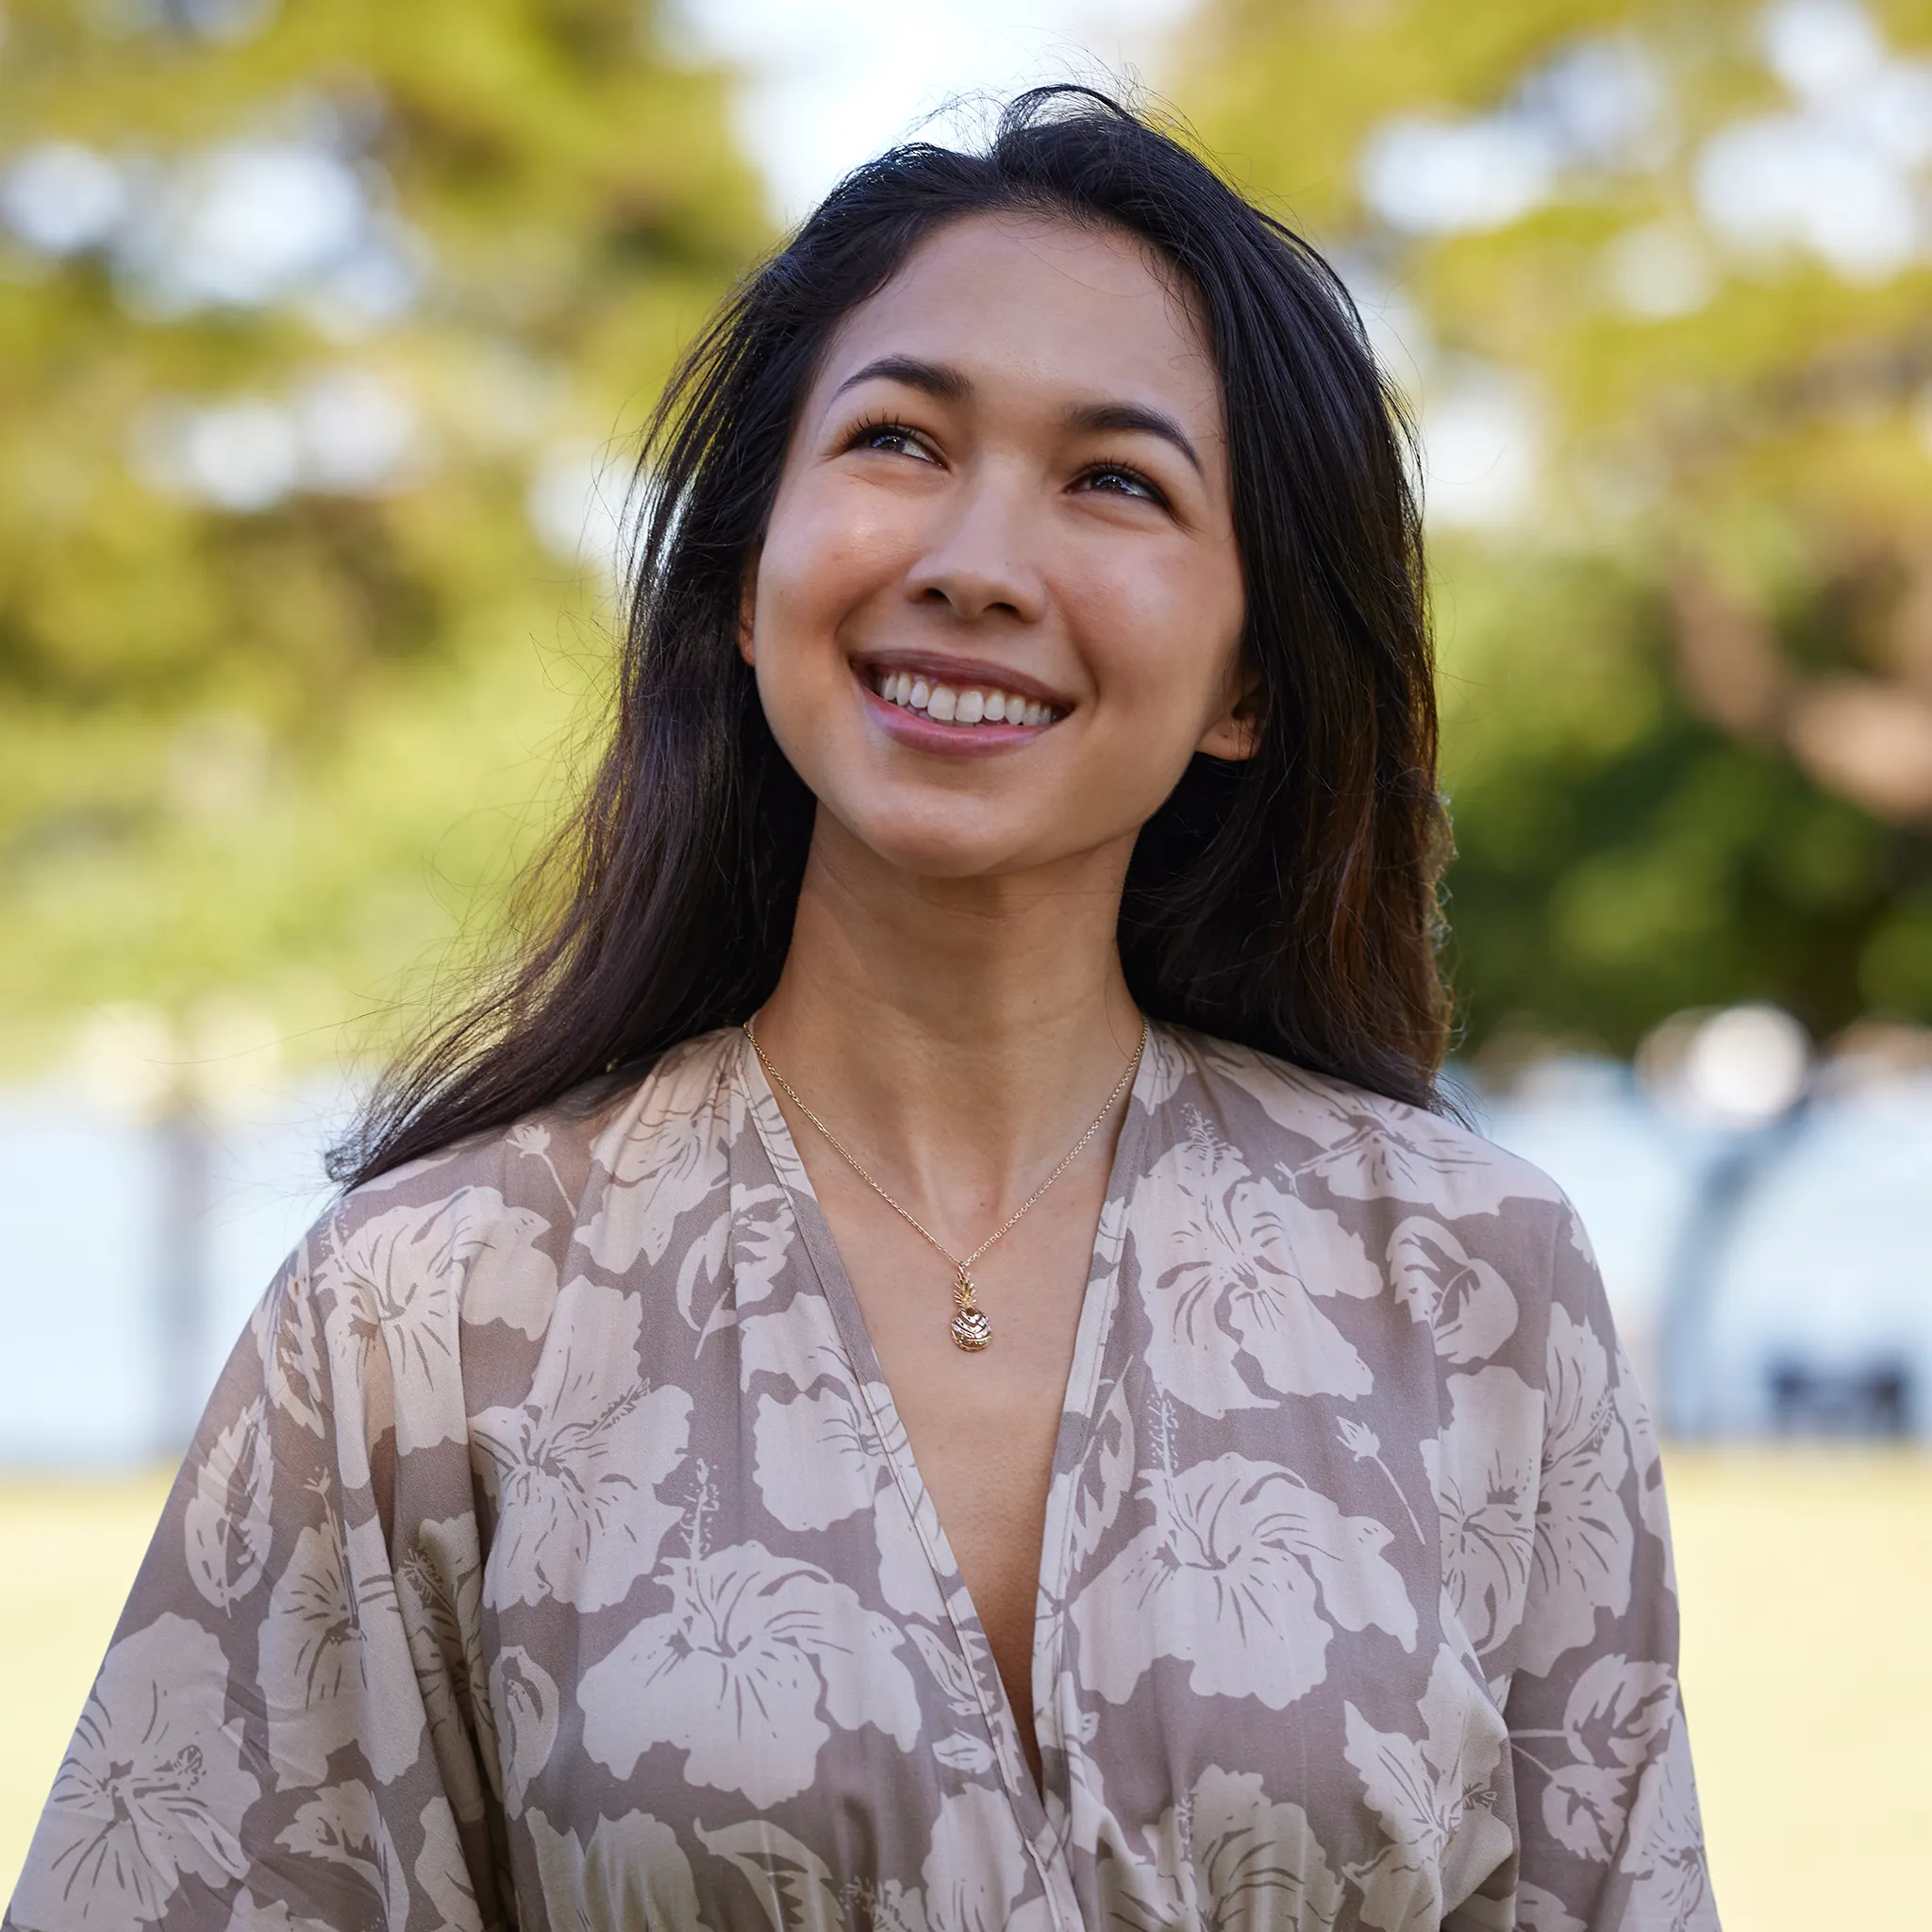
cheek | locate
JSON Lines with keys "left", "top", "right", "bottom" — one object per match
{"left": 755, "top": 487, "right": 916, "bottom": 653}
{"left": 1077, "top": 548, "right": 1245, "bottom": 719}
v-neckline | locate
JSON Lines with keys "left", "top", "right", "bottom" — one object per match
{"left": 736, "top": 1025, "right": 1159, "bottom": 1863}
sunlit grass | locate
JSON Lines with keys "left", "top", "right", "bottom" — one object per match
{"left": 4, "top": 1454, "right": 1929, "bottom": 1917}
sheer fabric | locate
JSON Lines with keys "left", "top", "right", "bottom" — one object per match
{"left": 7, "top": 1025, "right": 1718, "bottom": 1930}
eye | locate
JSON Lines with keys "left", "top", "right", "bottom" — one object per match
{"left": 1077, "top": 461, "right": 1165, "bottom": 506}
{"left": 843, "top": 414, "right": 935, "bottom": 462}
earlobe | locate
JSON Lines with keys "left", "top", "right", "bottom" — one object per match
{"left": 736, "top": 572, "right": 757, "bottom": 668}
{"left": 1196, "top": 663, "right": 1261, "bottom": 760}
{"left": 1196, "top": 711, "right": 1259, "bottom": 760}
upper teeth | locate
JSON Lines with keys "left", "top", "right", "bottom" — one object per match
{"left": 874, "top": 669, "right": 1058, "bottom": 727}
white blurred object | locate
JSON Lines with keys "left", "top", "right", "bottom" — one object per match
{"left": 1359, "top": 116, "right": 1554, "bottom": 236}
{"left": 1694, "top": 111, "right": 1919, "bottom": 282}
{"left": 1358, "top": 34, "right": 1666, "bottom": 239}
{"left": 131, "top": 394, "right": 303, "bottom": 510}
{"left": 1604, "top": 221, "right": 1717, "bottom": 319}
{"left": 1701, "top": 1074, "right": 1932, "bottom": 1436}
{"left": 1690, "top": 0, "right": 1932, "bottom": 285}
{"left": 180, "top": 995, "right": 283, "bottom": 1104}
{"left": 292, "top": 367, "right": 420, "bottom": 491}
{"left": 1760, "top": 0, "right": 1886, "bottom": 105}
{"left": 0, "top": 141, "right": 130, "bottom": 255}
{"left": 1514, "top": 35, "right": 1670, "bottom": 172}
{"left": 1418, "top": 365, "right": 1541, "bottom": 530}
{"left": 75, "top": 1005, "right": 181, "bottom": 1123}
{"left": 526, "top": 437, "right": 640, "bottom": 575}
{"left": 120, "top": 139, "right": 369, "bottom": 311}
{"left": 131, "top": 369, "right": 420, "bottom": 509}
{"left": 1329, "top": 252, "right": 1436, "bottom": 394}
{"left": 671, "top": 0, "right": 1195, "bottom": 224}
{"left": 1641, "top": 1003, "right": 1813, "bottom": 1128}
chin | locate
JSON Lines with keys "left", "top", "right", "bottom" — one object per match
{"left": 832, "top": 796, "right": 1047, "bottom": 881}
{"left": 858, "top": 828, "right": 1029, "bottom": 881}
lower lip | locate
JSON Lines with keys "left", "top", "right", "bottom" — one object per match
{"left": 858, "top": 677, "right": 1058, "bottom": 758}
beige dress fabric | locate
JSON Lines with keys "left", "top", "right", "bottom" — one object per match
{"left": 7, "top": 1024, "right": 1719, "bottom": 1931}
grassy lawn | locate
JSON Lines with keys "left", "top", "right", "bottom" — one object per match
{"left": 3, "top": 1452, "right": 1928, "bottom": 1918}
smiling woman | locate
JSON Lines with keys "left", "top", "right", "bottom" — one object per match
{"left": 8, "top": 90, "right": 1716, "bottom": 1932}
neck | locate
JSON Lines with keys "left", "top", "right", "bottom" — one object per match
{"left": 751, "top": 816, "right": 1144, "bottom": 1234}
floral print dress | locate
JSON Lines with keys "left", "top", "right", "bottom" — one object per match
{"left": 6, "top": 1024, "right": 1719, "bottom": 1931}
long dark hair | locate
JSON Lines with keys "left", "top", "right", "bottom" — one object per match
{"left": 333, "top": 87, "right": 1450, "bottom": 1189}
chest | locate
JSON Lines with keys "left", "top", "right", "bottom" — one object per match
{"left": 798, "top": 1146, "right": 1111, "bottom": 1773}
{"left": 478, "top": 1171, "right": 1517, "bottom": 1932}
{"left": 478, "top": 1046, "right": 1552, "bottom": 1930}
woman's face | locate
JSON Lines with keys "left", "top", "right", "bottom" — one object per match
{"left": 744, "top": 211, "right": 1250, "bottom": 885}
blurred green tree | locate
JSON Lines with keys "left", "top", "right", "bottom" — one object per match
{"left": 1189, "top": 0, "right": 1932, "bottom": 1058}
{"left": 0, "top": 0, "right": 765, "bottom": 1067}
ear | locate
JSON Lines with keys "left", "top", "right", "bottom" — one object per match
{"left": 1194, "top": 655, "right": 1261, "bottom": 761}
{"left": 736, "top": 556, "right": 758, "bottom": 668}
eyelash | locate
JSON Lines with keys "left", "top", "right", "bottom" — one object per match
{"left": 841, "top": 415, "right": 1169, "bottom": 507}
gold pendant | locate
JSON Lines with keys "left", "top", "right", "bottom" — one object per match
{"left": 949, "top": 1266, "right": 991, "bottom": 1352}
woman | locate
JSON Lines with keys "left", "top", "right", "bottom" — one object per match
{"left": 8, "top": 90, "right": 1717, "bottom": 1932}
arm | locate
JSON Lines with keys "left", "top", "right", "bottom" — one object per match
{"left": 1500, "top": 1206, "right": 1720, "bottom": 1932}
{"left": 5, "top": 1192, "right": 508, "bottom": 1932}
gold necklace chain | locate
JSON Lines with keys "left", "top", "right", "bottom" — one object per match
{"left": 742, "top": 1016, "right": 1148, "bottom": 1354}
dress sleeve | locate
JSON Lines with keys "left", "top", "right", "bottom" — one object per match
{"left": 1496, "top": 1202, "right": 1721, "bottom": 1932}
{"left": 4, "top": 1195, "right": 508, "bottom": 1932}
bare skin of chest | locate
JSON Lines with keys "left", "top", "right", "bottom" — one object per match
{"left": 791, "top": 1139, "right": 1112, "bottom": 1792}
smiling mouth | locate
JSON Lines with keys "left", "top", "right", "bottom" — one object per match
{"left": 868, "top": 666, "right": 1065, "bottom": 728}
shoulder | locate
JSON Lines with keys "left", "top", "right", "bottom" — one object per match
{"left": 1154, "top": 1024, "right": 1574, "bottom": 1231}
{"left": 308, "top": 1026, "right": 748, "bottom": 1323}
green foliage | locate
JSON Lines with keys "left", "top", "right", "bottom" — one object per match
{"left": 10, "top": 0, "right": 1932, "bottom": 1073}
{"left": 1190, "top": 0, "right": 1932, "bottom": 1054}
{"left": 0, "top": 0, "right": 765, "bottom": 1068}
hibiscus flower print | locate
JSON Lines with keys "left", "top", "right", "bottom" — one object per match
{"left": 394, "top": 1519, "right": 493, "bottom": 1825}
{"left": 10, "top": 1614, "right": 258, "bottom": 1931}
{"left": 1102, "top": 1765, "right": 1345, "bottom": 1932}
{"left": 699, "top": 1790, "right": 1054, "bottom": 1932}
{"left": 581, "top": 1035, "right": 742, "bottom": 1273}
{"left": 527, "top": 1807, "right": 704, "bottom": 1927}
{"left": 251, "top": 1259, "right": 325, "bottom": 1439}
{"left": 1619, "top": 1705, "right": 1720, "bottom": 1927}
{"left": 315, "top": 1187, "right": 548, "bottom": 1485}
{"left": 273, "top": 1779, "right": 408, "bottom": 1926}
{"left": 258, "top": 1514, "right": 422, "bottom": 1791}
{"left": 675, "top": 1180, "right": 797, "bottom": 1346}
{"left": 1344, "top": 1644, "right": 1512, "bottom": 1930}
{"left": 1386, "top": 1218, "right": 1518, "bottom": 1364}
{"left": 222, "top": 1889, "right": 334, "bottom": 1931}
{"left": 184, "top": 1396, "right": 274, "bottom": 1611}
{"left": 1201, "top": 1042, "right": 1543, "bottom": 1217}
{"left": 488, "top": 1646, "right": 561, "bottom": 1816}
{"left": 1420, "top": 1366, "right": 1541, "bottom": 1663}
{"left": 1136, "top": 1112, "right": 1379, "bottom": 1418}
{"left": 577, "top": 1540, "right": 922, "bottom": 1807}
{"left": 1519, "top": 1306, "right": 1633, "bottom": 1677}
{"left": 472, "top": 1275, "right": 692, "bottom": 1610}
{"left": 1072, "top": 1449, "right": 1416, "bottom": 1710}
{"left": 1507, "top": 1653, "right": 1679, "bottom": 1867}
{"left": 752, "top": 1380, "right": 878, "bottom": 1532}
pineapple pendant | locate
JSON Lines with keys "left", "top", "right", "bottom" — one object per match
{"left": 949, "top": 1266, "right": 992, "bottom": 1352}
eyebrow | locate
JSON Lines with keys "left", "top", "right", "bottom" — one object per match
{"left": 832, "top": 355, "right": 970, "bottom": 404}
{"left": 1062, "top": 400, "right": 1202, "bottom": 475}
{"left": 832, "top": 356, "right": 1204, "bottom": 475}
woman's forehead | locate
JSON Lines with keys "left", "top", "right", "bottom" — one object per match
{"left": 812, "top": 212, "right": 1224, "bottom": 433}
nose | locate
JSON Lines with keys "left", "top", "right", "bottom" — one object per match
{"left": 903, "top": 461, "right": 1048, "bottom": 625}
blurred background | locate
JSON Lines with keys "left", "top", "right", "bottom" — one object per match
{"left": 3, "top": 0, "right": 1930, "bottom": 1918}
